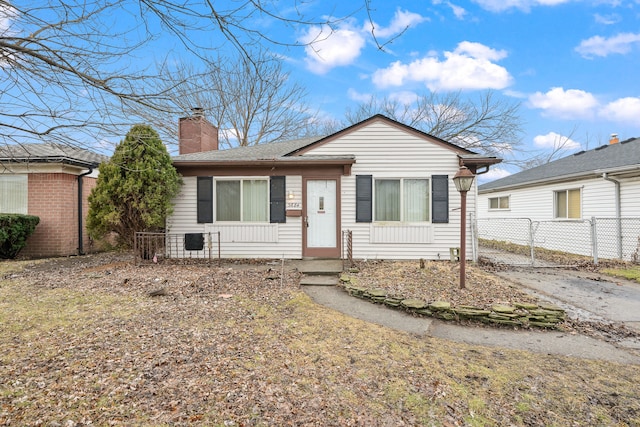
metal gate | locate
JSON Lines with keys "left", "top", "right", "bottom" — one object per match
{"left": 473, "top": 217, "right": 537, "bottom": 266}
{"left": 472, "top": 216, "right": 596, "bottom": 267}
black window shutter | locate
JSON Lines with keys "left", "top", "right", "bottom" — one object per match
{"left": 432, "top": 175, "right": 449, "bottom": 223}
{"left": 197, "top": 177, "right": 213, "bottom": 223}
{"left": 270, "top": 176, "right": 286, "bottom": 223}
{"left": 356, "top": 175, "right": 372, "bottom": 223}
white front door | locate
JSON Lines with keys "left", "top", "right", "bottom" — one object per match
{"left": 305, "top": 179, "right": 338, "bottom": 256}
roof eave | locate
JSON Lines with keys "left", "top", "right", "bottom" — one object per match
{"left": 0, "top": 156, "right": 101, "bottom": 169}
{"left": 458, "top": 155, "right": 502, "bottom": 171}
{"left": 479, "top": 170, "right": 606, "bottom": 194}
{"left": 173, "top": 158, "right": 356, "bottom": 167}
{"left": 594, "top": 164, "right": 640, "bottom": 178}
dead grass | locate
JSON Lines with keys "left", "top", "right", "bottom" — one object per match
{"left": 602, "top": 265, "right": 640, "bottom": 284}
{"left": 346, "top": 259, "right": 539, "bottom": 309}
{"left": 0, "top": 253, "right": 639, "bottom": 426}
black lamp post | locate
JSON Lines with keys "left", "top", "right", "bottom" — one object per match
{"left": 452, "top": 166, "right": 475, "bottom": 289}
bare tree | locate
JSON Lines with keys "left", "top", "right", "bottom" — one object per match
{"left": 147, "top": 50, "right": 316, "bottom": 149}
{"left": 341, "top": 91, "right": 524, "bottom": 157}
{"left": 0, "top": 0, "right": 379, "bottom": 150}
{"left": 517, "top": 126, "right": 583, "bottom": 170}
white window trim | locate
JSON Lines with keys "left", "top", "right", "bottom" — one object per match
{"left": 373, "top": 177, "right": 431, "bottom": 223}
{"left": 214, "top": 177, "right": 270, "bottom": 223}
{"left": 488, "top": 195, "right": 510, "bottom": 211}
{"left": 553, "top": 188, "right": 582, "bottom": 220}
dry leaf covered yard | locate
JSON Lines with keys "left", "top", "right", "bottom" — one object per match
{"left": 1, "top": 253, "right": 639, "bottom": 426}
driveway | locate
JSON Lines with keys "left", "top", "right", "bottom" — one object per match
{"left": 495, "top": 267, "right": 640, "bottom": 349}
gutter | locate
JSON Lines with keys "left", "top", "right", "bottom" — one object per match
{"left": 602, "top": 172, "right": 622, "bottom": 259}
{"left": 77, "top": 167, "right": 95, "bottom": 255}
{"left": 0, "top": 156, "right": 101, "bottom": 169}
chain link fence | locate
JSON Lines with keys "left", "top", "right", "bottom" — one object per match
{"left": 594, "top": 218, "right": 640, "bottom": 263}
{"left": 473, "top": 216, "right": 640, "bottom": 267}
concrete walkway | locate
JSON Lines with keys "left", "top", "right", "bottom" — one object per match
{"left": 297, "top": 261, "right": 640, "bottom": 365}
{"left": 303, "top": 285, "right": 640, "bottom": 364}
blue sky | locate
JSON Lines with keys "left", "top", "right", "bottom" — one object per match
{"left": 4, "top": 1, "right": 639, "bottom": 183}
{"left": 254, "top": 0, "right": 639, "bottom": 182}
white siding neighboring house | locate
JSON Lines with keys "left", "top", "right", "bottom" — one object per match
{"left": 168, "top": 114, "right": 500, "bottom": 260}
{"left": 477, "top": 135, "right": 640, "bottom": 259}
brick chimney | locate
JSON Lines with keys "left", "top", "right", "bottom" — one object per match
{"left": 178, "top": 108, "right": 219, "bottom": 154}
{"left": 609, "top": 133, "right": 619, "bottom": 145}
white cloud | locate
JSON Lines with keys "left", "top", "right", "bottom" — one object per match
{"left": 599, "top": 97, "right": 640, "bottom": 126}
{"left": 369, "top": 9, "right": 429, "bottom": 38}
{"left": 449, "top": 3, "right": 468, "bottom": 19}
{"left": 434, "top": 1, "right": 468, "bottom": 19}
{"left": 593, "top": 13, "right": 621, "bottom": 25}
{"left": 479, "top": 167, "right": 511, "bottom": 182}
{"left": 575, "top": 32, "right": 640, "bottom": 58}
{"left": 0, "top": 3, "right": 16, "bottom": 35}
{"left": 389, "top": 91, "right": 419, "bottom": 105}
{"left": 300, "top": 9, "right": 426, "bottom": 75}
{"left": 528, "top": 88, "right": 640, "bottom": 128}
{"left": 347, "top": 88, "right": 372, "bottom": 103}
{"left": 528, "top": 87, "right": 598, "bottom": 119}
{"left": 372, "top": 41, "right": 512, "bottom": 91}
{"left": 533, "top": 132, "right": 581, "bottom": 150}
{"left": 473, "top": 0, "right": 571, "bottom": 13}
{"left": 300, "top": 23, "right": 366, "bottom": 74}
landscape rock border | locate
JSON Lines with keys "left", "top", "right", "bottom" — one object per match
{"left": 340, "top": 276, "right": 566, "bottom": 329}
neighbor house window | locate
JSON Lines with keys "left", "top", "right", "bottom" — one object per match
{"left": 216, "top": 179, "right": 268, "bottom": 222}
{"left": 0, "top": 175, "right": 28, "bottom": 214}
{"left": 489, "top": 196, "right": 510, "bottom": 210}
{"left": 374, "top": 178, "right": 429, "bottom": 222}
{"left": 554, "top": 189, "right": 581, "bottom": 219}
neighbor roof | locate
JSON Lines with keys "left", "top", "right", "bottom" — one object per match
{"left": 0, "top": 143, "right": 106, "bottom": 168}
{"left": 479, "top": 137, "right": 640, "bottom": 193}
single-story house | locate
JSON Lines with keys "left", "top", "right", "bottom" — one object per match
{"left": 477, "top": 135, "right": 640, "bottom": 260}
{"left": 0, "top": 143, "right": 106, "bottom": 258}
{"left": 168, "top": 114, "right": 500, "bottom": 260}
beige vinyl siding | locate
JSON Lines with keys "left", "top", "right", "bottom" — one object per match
{"left": 620, "top": 177, "right": 640, "bottom": 217}
{"left": 478, "top": 175, "right": 640, "bottom": 260}
{"left": 309, "top": 121, "right": 473, "bottom": 260}
{"left": 581, "top": 178, "right": 617, "bottom": 218}
{"left": 168, "top": 176, "right": 302, "bottom": 258}
{"left": 479, "top": 177, "right": 624, "bottom": 221}
{"left": 167, "top": 177, "right": 205, "bottom": 234}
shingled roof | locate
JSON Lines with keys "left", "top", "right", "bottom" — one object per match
{"left": 0, "top": 143, "right": 107, "bottom": 168}
{"left": 479, "top": 137, "right": 640, "bottom": 193}
{"left": 172, "top": 137, "right": 323, "bottom": 162}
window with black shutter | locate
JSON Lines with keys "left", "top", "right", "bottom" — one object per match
{"left": 356, "top": 175, "right": 372, "bottom": 223}
{"left": 431, "top": 175, "right": 449, "bottom": 223}
{"left": 197, "top": 177, "right": 213, "bottom": 223}
{"left": 270, "top": 176, "right": 286, "bottom": 223}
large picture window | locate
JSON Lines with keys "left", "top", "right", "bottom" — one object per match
{"left": 554, "top": 189, "right": 581, "bottom": 219}
{"left": 0, "top": 175, "right": 28, "bottom": 214}
{"left": 374, "top": 178, "right": 429, "bottom": 222}
{"left": 216, "top": 179, "right": 268, "bottom": 222}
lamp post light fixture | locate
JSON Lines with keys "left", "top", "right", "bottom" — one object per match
{"left": 452, "top": 166, "right": 475, "bottom": 290}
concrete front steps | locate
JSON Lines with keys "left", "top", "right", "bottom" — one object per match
{"left": 293, "top": 259, "right": 343, "bottom": 286}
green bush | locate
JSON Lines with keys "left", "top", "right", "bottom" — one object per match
{"left": 0, "top": 214, "right": 40, "bottom": 259}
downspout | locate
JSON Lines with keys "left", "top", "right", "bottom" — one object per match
{"left": 77, "top": 167, "right": 94, "bottom": 255}
{"left": 602, "top": 172, "right": 622, "bottom": 259}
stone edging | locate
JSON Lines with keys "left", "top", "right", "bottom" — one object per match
{"left": 340, "top": 277, "right": 566, "bottom": 329}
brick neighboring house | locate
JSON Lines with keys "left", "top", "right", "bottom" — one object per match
{"left": 0, "top": 143, "right": 106, "bottom": 258}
